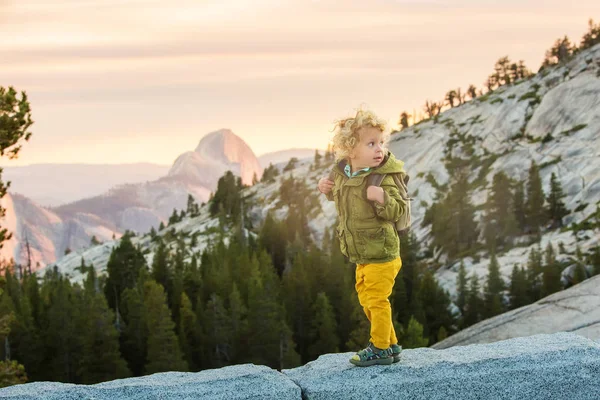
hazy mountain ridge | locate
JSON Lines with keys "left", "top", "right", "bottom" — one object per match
{"left": 2, "top": 163, "right": 170, "bottom": 207}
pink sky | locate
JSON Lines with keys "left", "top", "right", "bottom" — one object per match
{"left": 1, "top": 0, "right": 599, "bottom": 166}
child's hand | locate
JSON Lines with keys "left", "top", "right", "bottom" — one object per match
{"left": 366, "top": 186, "right": 385, "bottom": 204}
{"left": 318, "top": 177, "right": 334, "bottom": 194}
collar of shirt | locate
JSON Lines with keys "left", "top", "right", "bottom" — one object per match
{"left": 344, "top": 163, "right": 371, "bottom": 178}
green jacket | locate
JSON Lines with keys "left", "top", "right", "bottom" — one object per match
{"left": 326, "top": 151, "right": 408, "bottom": 264}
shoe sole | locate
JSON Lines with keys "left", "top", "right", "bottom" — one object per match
{"left": 392, "top": 354, "right": 401, "bottom": 363}
{"left": 349, "top": 357, "right": 393, "bottom": 367}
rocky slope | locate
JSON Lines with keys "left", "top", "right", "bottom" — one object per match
{"left": 432, "top": 275, "right": 600, "bottom": 349}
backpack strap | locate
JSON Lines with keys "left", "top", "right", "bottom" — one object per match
{"left": 367, "top": 173, "right": 409, "bottom": 192}
{"left": 328, "top": 169, "right": 336, "bottom": 182}
{"left": 366, "top": 173, "right": 385, "bottom": 187}
{"left": 365, "top": 173, "right": 385, "bottom": 203}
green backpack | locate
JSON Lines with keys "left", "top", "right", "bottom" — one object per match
{"left": 328, "top": 170, "right": 412, "bottom": 236}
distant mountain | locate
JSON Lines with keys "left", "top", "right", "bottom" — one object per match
{"left": 2, "top": 129, "right": 263, "bottom": 269}
{"left": 169, "top": 129, "right": 262, "bottom": 186}
{"left": 258, "top": 148, "right": 324, "bottom": 168}
{"left": 0, "top": 192, "right": 120, "bottom": 272}
{"left": 2, "top": 163, "right": 170, "bottom": 207}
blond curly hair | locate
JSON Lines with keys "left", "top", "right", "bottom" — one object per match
{"left": 330, "top": 108, "right": 389, "bottom": 162}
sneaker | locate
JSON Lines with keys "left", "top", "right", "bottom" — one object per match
{"left": 390, "top": 343, "right": 402, "bottom": 363}
{"left": 349, "top": 342, "right": 393, "bottom": 367}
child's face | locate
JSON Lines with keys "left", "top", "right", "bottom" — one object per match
{"left": 349, "top": 127, "right": 386, "bottom": 169}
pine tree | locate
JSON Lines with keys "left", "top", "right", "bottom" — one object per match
{"left": 186, "top": 194, "right": 200, "bottom": 217}
{"left": 183, "top": 255, "right": 203, "bottom": 313}
{"left": 209, "top": 171, "right": 242, "bottom": 222}
{"left": 308, "top": 292, "right": 339, "bottom": 359}
{"left": 513, "top": 180, "right": 527, "bottom": 233}
{"left": 258, "top": 212, "right": 287, "bottom": 276}
{"left": 178, "top": 292, "right": 200, "bottom": 371}
{"left": 78, "top": 283, "right": 130, "bottom": 384}
{"left": 143, "top": 280, "right": 188, "bottom": 374}
{"left": 542, "top": 36, "right": 575, "bottom": 67}
{"left": 400, "top": 232, "right": 420, "bottom": 304}
{"left": 282, "top": 255, "right": 312, "bottom": 362}
{"left": 484, "top": 172, "right": 519, "bottom": 251}
{"left": 261, "top": 163, "right": 279, "bottom": 183}
{"left": 546, "top": 172, "right": 568, "bottom": 228}
{"left": 169, "top": 241, "right": 186, "bottom": 332}
{"left": 558, "top": 241, "right": 567, "bottom": 254}
{"left": 455, "top": 260, "right": 468, "bottom": 315}
{"left": 104, "top": 232, "right": 147, "bottom": 311}
{"left": 508, "top": 265, "right": 529, "bottom": 309}
{"left": 571, "top": 263, "right": 588, "bottom": 286}
{"left": 525, "top": 246, "right": 543, "bottom": 302}
{"left": 431, "top": 174, "right": 479, "bottom": 259}
{"left": 318, "top": 243, "right": 355, "bottom": 352}
{"left": 399, "top": 112, "right": 411, "bottom": 130}
{"left": 204, "top": 293, "right": 232, "bottom": 367}
{"left": 247, "top": 251, "right": 299, "bottom": 369}
{"left": 168, "top": 209, "right": 179, "bottom": 226}
{"left": 575, "top": 245, "right": 584, "bottom": 263}
{"left": 401, "top": 316, "right": 429, "bottom": 349}
{"left": 483, "top": 254, "right": 505, "bottom": 319}
{"left": 559, "top": 242, "right": 588, "bottom": 287}
{"left": 463, "top": 273, "right": 483, "bottom": 328}
{"left": 525, "top": 161, "right": 546, "bottom": 234}
{"left": 407, "top": 277, "right": 426, "bottom": 332}
{"left": 228, "top": 283, "right": 247, "bottom": 364}
{"left": 580, "top": 19, "right": 600, "bottom": 50}
{"left": 419, "top": 270, "right": 454, "bottom": 345}
{"left": 41, "top": 276, "right": 83, "bottom": 382}
{"left": 541, "top": 243, "right": 562, "bottom": 297}
{"left": 590, "top": 246, "right": 600, "bottom": 276}
{"left": 8, "top": 274, "right": 42, "bottom": 381}
{"left": 0, "top": 311, "right": 27, "bottom": 387}
{"left": 151, "top": 240, "right": 171, "bottom": 296}
{"left": 120, "top": 271, "right": 150, "bottom": 376}
{"left": 467, "top": 84, "right": 478, "bottom": 99}
{"left": 283, "top": 157, "right": 298, "bottom": 171}
{"left": 193, "top": 295, "right": 209, "bottom": 370}
{"left": 0, "top": 86, "right": 33, "bottom": 247}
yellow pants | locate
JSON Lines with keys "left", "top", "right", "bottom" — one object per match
{"left": 355, "top": 256, "right": 402, "bottom": 349}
